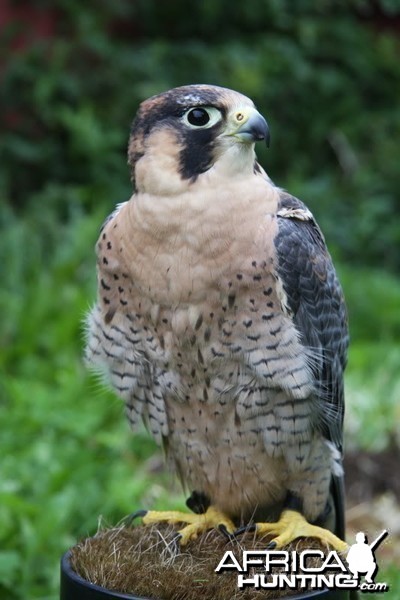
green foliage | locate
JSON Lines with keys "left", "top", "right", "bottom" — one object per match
{"left": 1, "top": 1, "right": 400, "bottom": 598}
{"left": 346, "top": 342, "right": 400, "bottom": 451}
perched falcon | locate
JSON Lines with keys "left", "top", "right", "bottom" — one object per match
{"left": 85, "top": 84, "right": 349, "bottom": 550}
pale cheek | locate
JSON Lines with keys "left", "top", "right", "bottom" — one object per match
{"left": 134, "top": 128, "right": 191, "bottom": 195}
{"left": 134, "top": 154, "right": 189, "bottom": 195}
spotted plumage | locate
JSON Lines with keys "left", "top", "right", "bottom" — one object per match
{"left": 85, "top": 84, "right": 348, "bottom": 543}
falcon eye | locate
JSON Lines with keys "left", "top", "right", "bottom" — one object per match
{"left": 187, "top": 108, "right": 210, "bottom": 126}
{"left": 182, "top": 106, "right": 222, "bottom": 129}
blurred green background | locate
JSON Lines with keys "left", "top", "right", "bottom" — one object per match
{"left": 1, "top": 1, "right": 399, "bottom": 598}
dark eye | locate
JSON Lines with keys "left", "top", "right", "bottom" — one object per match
{"left": 187, "top": 108, "right": 210, "bottom": 127}
{"left": 183, "top": 106, "right": 222, "bottom": 129}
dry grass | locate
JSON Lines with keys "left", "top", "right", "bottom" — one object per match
{"left": 70, "top": 521, "right": 338, "bottom": 600}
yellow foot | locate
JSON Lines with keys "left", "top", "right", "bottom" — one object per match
{"left": 133, "top": 506, "right": 236, "bottom": 545}
{"left": 254, "top": 510, "right": 348, "bottom": 552}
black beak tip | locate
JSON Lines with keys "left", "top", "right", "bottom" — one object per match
{"left": 255, "top": 119, "right": 270, "bottom": 148}
{"left": 261, "top": 120, "right": 271, "bottom": 148}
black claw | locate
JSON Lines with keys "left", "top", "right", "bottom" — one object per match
{"left": 125, "top": 509, "right": 148, "bottom": 526}
{"left": 234, "top": 524, "right": 257, "bottom": 537}
{"left": 266, "top": 540, "right": 277, "bottom": 550}
{"left": 218, "top": 524, "right": 234, "bottom": 540}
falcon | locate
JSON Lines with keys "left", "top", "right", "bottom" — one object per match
{"left": 85, "top": 84, "right": 349, "bottom": 551}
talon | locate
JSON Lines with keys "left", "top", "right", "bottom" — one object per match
{"left": 266, "top": 540, "right": 277, "bottom": 550}
{"left": 125, "top": 509, "right": 148, "bottom": 526}
{"left": 234, "top": 524, "right": 257, "bottom": 536}
{"left": 218, "top": 524, "right": 235, "bottom": 540}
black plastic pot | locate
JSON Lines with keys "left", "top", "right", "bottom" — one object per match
{"left": 61, "top": 550, "right": 350, "bottom": 600}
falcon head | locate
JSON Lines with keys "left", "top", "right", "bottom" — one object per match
{"left": 128, "top": 84, "right": 270, "bottom": 195}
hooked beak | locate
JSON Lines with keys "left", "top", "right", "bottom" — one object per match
{"left": 231, "top": 108, "right": 270, "bottom": 147}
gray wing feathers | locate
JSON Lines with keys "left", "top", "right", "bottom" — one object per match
{"left": 275, "top": 192, "right": 349, "bottom": 452}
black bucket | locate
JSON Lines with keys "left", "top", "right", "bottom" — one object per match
{"left": 60, "top": 550, "right": 350, "bottom": 600}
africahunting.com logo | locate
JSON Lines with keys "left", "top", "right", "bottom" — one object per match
{"left": 215, "top": 530, "right": 389, "bottom": 593}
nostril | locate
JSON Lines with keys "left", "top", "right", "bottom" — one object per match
{"left": 236, "top": 112, "right": 245, "bottom": 122}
